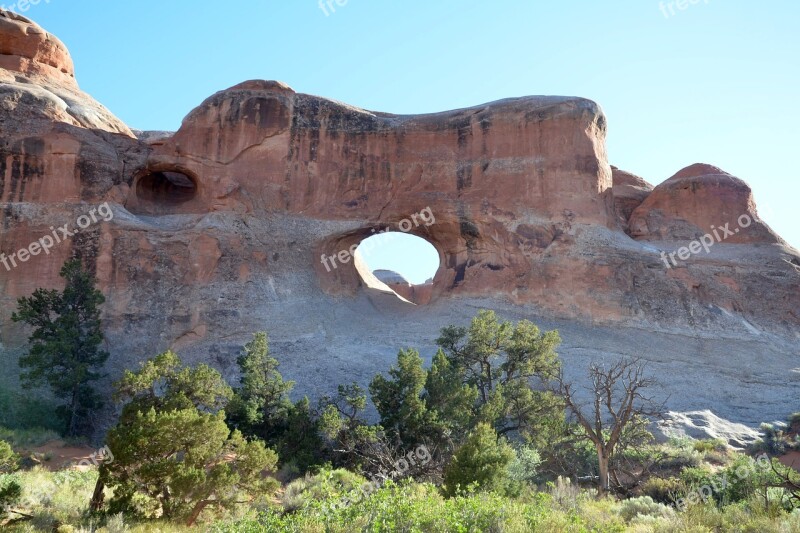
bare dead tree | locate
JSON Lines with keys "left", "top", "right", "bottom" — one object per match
{"left": 349, "top": 435, "right": 447, "bottom": 485}
{"left": 768, "top": 458, "right": 800, "bottom": 508}
{"left": 556, "top": 358, "right": 665, "bottom": 493}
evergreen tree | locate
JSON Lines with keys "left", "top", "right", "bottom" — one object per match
{"left": 369, "top": 348, "right": 438, "bottom": 447}
{"left": 276, "top": 396, "right": 324, "bottom": 474}
{"left": 95, "top": 351, "right": 278, "bottom": 526}
{"left": 424, "top": 349, "right": 478, "bottom": 443}
{"left": 12, "top": 259, "right": 109, "bottom": 437}
{"left": 318, "top": 383, "right": 381, "bottom": 469}
{"left": 226, "top": 333, "right": 325, "bottom": 471}
{"left": 227, "top": 332, "right": 295, "bottom": 440}
{"left": 443, "top": 422, "right": 516, "bottom": 497}
{"left": 436, "top": 310, "right": 563, "bottom": 445}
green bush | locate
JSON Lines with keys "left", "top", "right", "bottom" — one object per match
{"left": 0, "top": 474, "right": 22, "bottom": 521}
{"left": 680, "top": 465, "right": 716, "bottom": 489}
{"left": 641, "top": 476, "right": 685, "bottom": 504}
{"left": 443, "top": 423, "right": 516, "bottom": 497}
{"left": 0, "top": 440, "right": 18, "bottom": 473}
{"left": 281, "top": 467, "right": 367, "bottom": 511}
{"left": 693, "top": 439, "right": 727, "bottom": 454}
{"left": 659, "top": 438, "right": 705, "bottom": 470}
{"left": 211, "top": 481, "right": 614, "bottom": 533}
{"left": 716, "top": 455, "right": 771, "bottom": 505}
{"left": 507, "top": 444, "right": 542, "bottom": 487}
{"left": 616, "top": 495, "right": 674, "bottom": 523}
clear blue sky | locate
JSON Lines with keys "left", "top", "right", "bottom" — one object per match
{"left": 21, "top": 1, "right": 799, "bottom": 283}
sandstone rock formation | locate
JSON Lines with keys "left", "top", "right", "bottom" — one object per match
{"left": 373, "top": 270, "right": 434, "bottom": 305}
{"left": 629, "top": 163, "right": 780, "bottom": 244}
{"left": 1, "top": 12, "right": 798, "bottom": 443}
{"left": 611, "top": 166, "right": 653, "bottom": 232}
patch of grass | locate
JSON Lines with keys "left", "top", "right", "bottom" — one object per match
{"left": 0, "top": 427, "right": 61, "bottom": 449}
{"left": 693, "top": 439, "right": 727, "bottom": 454}
{"left": 0, "top": 389, "right": 62, "bottom": 434}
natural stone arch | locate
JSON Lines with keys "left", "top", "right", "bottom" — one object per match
{"left": 315, "top": 224, "right": 454, "bottom": 305}
{"left": 355, "top": 232, "right": 440, "bottom": 305}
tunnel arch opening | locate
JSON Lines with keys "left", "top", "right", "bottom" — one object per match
{"left": 354, "top": 231, "right": 441, "bottom": 305}
{"left": 136, "top": 170, "right": 198, "bottom": 205}
{"left": 126, "top": 166, "right": 205, "bottom": 216}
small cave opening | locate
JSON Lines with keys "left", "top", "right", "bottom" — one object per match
{"left": 136, "top": 170, "right": 198, "bottom": 205}
{"left": 354, "top": 232, "right": 440, "bottom": 305}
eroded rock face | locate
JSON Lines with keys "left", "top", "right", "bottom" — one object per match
{"left": 0, "top": 10, "right": 74, "bottom": 84}
{"left": 373, "top": 270, "right": 434, "bottom": 305}
{"left": 629, "top": 163, "right": 780, "bottom": 244}
{"left": 0, "top": 10, "right": 132, "bottom": 135}
{"left": 611, "top": 166, "right": 653, "bottom": 232}
{"left": 1, "top": 13, "right": 798, "bottom": 441}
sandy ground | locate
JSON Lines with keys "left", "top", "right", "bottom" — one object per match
{"left": 24, "top": 440, "right": 101, "bottom": 471}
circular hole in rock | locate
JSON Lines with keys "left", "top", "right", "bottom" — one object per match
{"left": 356, "top": 232, "right": 440, "bottom": 304}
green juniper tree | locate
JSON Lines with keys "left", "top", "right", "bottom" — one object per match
{"left": 227, "top": 332, "right": 295, "bottom": 440}
{"left": 424, "top": 349, "right": 479, "bottom": 443}
{"left": 443, "top": 422, "right": 516, "bottom": 497}
{"left": 227, "top": 332, "right": 324, "bottom": 472}
{"left": 93, "top": 351, "right": 278, "bottom": 526}
{"left": 318, "top": 383, "right": 381, "bottom": 469}
{"left": 369, "top": 348, "right": 441, "bottom": 448}
{"left": 435, "top": 310, "right": 563, "bottom": 447}
{"left": 12, "top": 259, "right": 109, "bottom": 437}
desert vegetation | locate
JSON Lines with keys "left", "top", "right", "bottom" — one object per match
{"left": 2, "top": 260, "right": 799, "bottom": 531}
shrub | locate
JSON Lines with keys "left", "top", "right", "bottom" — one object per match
{"left": 641, "top": 476, "right": 685, "bottom": 504}
{"left": 507, "top": 444, "right": 542, "bottom": 487}
{"left": 443, "top": 423, "right": 516, "bottom": 497}
{"left": 281, "top": 467, "right": 366, "bottom": 511}
{"left": 680, "top": 466, "right": 716, "bottom": 489}
{"left": 4, "top": 467, "right": 98, "bottom": 530}
{"left": 0, "top": 440, "right": 18, "bottom": 473}
{"left": 659, "top": 438, "right": 704, "bottom": 470}
{"left": 750, "top": 422, "right": 789, "bottom": 456}
{"left": 547, "top": 476, "right": 582, "bottom": 511}
{"left": 0, "top": 474, "right": 22, "bottom": 521}
{"left": 693, "top": 439, "right": 727, "bottom": 454}
{"left": 616, "top": 495, "right": 674, "bottom": 523}
{"left": 102, "top": 512, "right": 131, "bottom": 533}
{"left": 716, "top": 455, "right": 770, "bottom": 505}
